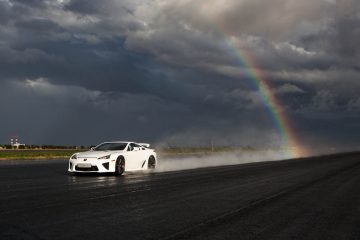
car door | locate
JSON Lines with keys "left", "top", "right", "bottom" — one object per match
{"left": 126, "top": 143, "right": 145, "bottom": 170}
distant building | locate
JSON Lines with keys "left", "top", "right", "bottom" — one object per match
{"left": 10, "top": 136, "right": 25, "bottom": 149}
{"left": 12, "top": 143, "right": 26, "bottom": 148}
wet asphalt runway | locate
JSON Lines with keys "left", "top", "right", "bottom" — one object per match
{"left": 0, "top": 152, "right": 360, "bottom": 240}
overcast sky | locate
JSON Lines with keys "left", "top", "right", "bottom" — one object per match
{"left": 0, "top": 0, "right": 359, "bottom": 152}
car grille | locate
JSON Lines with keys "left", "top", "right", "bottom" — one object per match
{"left": 75, "top": 165, "right": 99, "bottom": 171}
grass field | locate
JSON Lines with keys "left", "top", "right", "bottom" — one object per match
{"left": 0, "top": 150, "right": 83, "bottom": 160}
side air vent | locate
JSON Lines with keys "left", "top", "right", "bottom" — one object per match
{"left": 102, "top": 162, "right": 109, "bottom": 170}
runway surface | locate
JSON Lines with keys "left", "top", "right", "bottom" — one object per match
{"left": 1, "top": 152, "right": 360, "bottom": 240}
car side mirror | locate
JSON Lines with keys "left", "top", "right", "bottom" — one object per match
{"left": 133, "top": 147, "right": 140, "bottom": 151}
{"left": 90, "top": 147, "right": 95, "bottom": 151}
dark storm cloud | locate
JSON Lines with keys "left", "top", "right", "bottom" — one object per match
{"left": 0, "top": 79, "right": 189, "bottom": 145}
{"left": 0, "top": 0, "right": 360, "bottom": 153}
{"left": 11, "top": 0, "right": 46, "bottom": 8}
{"left": 335, "top": 17, "right": 360, "bottom": 58}
{"left": 0, "top": 1, "right": 12, "bottom": 24}
{"left": 64, "top": 0, "right": 101, "bottom": 15}
{"left": 15, "top": 18, "right": 62, "bottom": 32}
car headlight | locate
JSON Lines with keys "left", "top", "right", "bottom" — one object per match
{"left": 98, "top": 154, "right": 111, "bottom": 159}
{"left": 71, "top": 154, "right": 78, "bottom": 159}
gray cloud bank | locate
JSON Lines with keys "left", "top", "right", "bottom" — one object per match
{"left": 0, "top": 0, "right": 360, "bottom": 154}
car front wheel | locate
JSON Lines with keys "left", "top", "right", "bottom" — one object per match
{"left": 115, "top": 156, "right": 125, "bottom": 176}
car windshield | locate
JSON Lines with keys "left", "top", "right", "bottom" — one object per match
{"left": 93, "top": 143, "right": 127, "bottom": 151}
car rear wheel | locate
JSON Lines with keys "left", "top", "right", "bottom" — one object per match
{"left": 115, "top": 156, "right": 125, "bottom": 176}
{"left": 148, "top": 156, "right": 156, "bottom": 169}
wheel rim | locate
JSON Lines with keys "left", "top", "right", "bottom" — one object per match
{"left": 117, "top": 159, "right": 124, "bottom": 174}
{"left": 120, "top": 161, "right": 125, "bottom": 171}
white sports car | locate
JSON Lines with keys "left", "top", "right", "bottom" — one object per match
{"left": 68, "top": 141, "right": 157, "bottom": 175}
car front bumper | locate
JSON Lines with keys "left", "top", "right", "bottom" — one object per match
{"left": 68, "top": 158, "right": 116, "bottom": 173}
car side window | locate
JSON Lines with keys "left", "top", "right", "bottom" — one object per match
{"left": 127, "top": 144, "right": 133, "bottom": 151}
{"left": 129, "top": 143, "right": 138, "bottom": 151}
{"left": 130, "top": 143, "right": 142, "bottom": 151}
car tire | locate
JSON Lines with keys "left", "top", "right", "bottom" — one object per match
{"left": 148, "top": 156, "right": 156, "bottom": 169}
{"left": 115, "top": 156, "right": 125, "bottom": 176}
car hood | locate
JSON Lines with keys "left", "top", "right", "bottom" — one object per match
{"left": 75, "top": 150, "right": 123, "bottom": 158}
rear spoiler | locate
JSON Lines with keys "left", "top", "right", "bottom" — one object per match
{"left": 139, "top": 143, "right": 150, "bottom": 148}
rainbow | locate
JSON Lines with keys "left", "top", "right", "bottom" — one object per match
{"left": 221, "top": 37, "right": 306, "bottom": 158}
